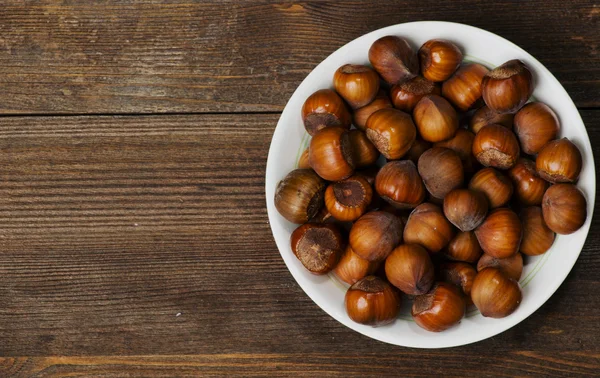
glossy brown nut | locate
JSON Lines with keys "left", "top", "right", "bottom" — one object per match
{"left": 334, "top": 245, "right": 380, "bottom": 285}
{"left": 481, "top": 60, "right": 533, "bottom": 114}
{"left": 442, "top": 63, "right": 490, "bottom": 111}
{"left": 440, "top": 262, "right": 477, "bottom": 305}
{"left": 413, "top": 94, "right": 459, "bottom": 143}
{"left": 472, "top": 124, "right": 520, "bottom": 170}
{"left": 301, "top": 89, "right": 351, "bottom": 136}
{"left": 477, "top": 253, "right": 523, "bottom": 281}
{"left": 443, "top": 189, "right": 489, "bottom": 232}
{"left": 368, "top": 36, "right": 418, "bottom": 85}
{"left": 434, "top": 128, "right": 478, "bottom": 173}
{"left": 514, "top": 102, "right": 560, "bottom": 155}
{"left": 468, "top": 167, "right": 513, "bottom": 208}
{"left": 375, "top": 160, "right": 425, "bottom": 209}
{"left": 536, "top": 138, "right": 583, "bottom": 183}
{"left": 542, "top": 184, "right": 587, "bottom": 235}
{"left": 297, "top": 147, "right": 310, "bottom": 169}
{"left": 471, "top": 268, "right": 522, "bottom": 318}
{"left": 508, "top": 158, "right": 549, "bottom": 206}
{"left": 275, "top": 169, "right": 326, "bottom": 224}
{"left": 404, "top": 203, "right": 454, "bottom": 253}
{"left": 411, "top": 282, "right": 466, "bottom": 332}
{"left": 419, "top": 39, "right": 463, "bottom": 82}
{"left": 418, "top": 147, "right": 464, "bottom": 199}
{"left": 475, "top": 208, "right": 522, "bottom": 258}
{"left": 405, "top": 139, "right": 432, "bottom": 164}
{"left": 348, "top": 129, "right": 380, "bottom": 168}
{"left": 385, "top": 244, "right": 435, "bottom": 295}
{"left": 324, "top": 175, "right": 373, "bottom": 222}
{"left": 390, "top": 76, "right": 440, "bottom": 112}
{"left": 365, "top": 108, "right": 417, "bottom": 160}
{"left": 350, "top": 211, "right": 403, "bottom": 261}
{"left": 469, "top": 105, "right": 514, "bottom": 134}
{"left": 520, "top": 206, "right": 556, "bottom": 256}
{"left": 309, "top": 126, "right": 355, "bottom": 181}
{"left": 345, "top": 276, "right": 400, "bottom": 326}
{"left": 290, "top": 223, "right": 344, "bottom": 274}
{"left": 445, "top": 231, "right": 482, "bottom": 263}
{"left": 353, "top": 89, "right": 393, "bottom": 131}
{"left": 334, "top": 64, "right": 380, "bottom": 109}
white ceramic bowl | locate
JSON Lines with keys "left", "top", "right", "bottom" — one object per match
{"left": 265, "top": 21, "right": 595, "bottom": 348}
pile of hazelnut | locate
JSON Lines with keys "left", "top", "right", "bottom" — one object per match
{"left": 274, "top": 36, "right": 587, "bottom": 332}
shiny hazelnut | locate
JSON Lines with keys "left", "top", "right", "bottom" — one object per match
{"left": 418, "top": 147, "right": 464, "bottom": 199}
{"left": 443, "top": 189, "right": 489, "bottom": 232}
{"left": 468, "top": 167, "right": 514, "bottom": 208}
{"left": 375, "top": 160, "right": 425, "bottom": 209}
{"left": 440, "top": 262, "right": 477, "bottom": 305}
{"left": 302, "top": 89, "right": 351, "bottom": 136}
{"left": 514, "top": 102, "right": 560, "bottom": 155}
{"left": 413, "top": 95, "right": 459, "bottom": 143}
{"left": 475, "top": 208, "right": 522, "bottom": 258}
{"left": 412, "top": 282, "right": 466, "bottom": 332}
{"left": 350, "top": 211, "right": 403, "bottom": 261}
{"left": 435, "top": 128, "right": 478, "bottom": 173}
{"left": 290, "top": 223, "right": 344, "bottom": 274}
{"left": 442, "top": 63, "right": 490, "bottom": 111}
{"left": 275, "top": 169, "right": 326, "bottom": 224}
{"left": 536, "top": 138, "right": 583, "bottom": 183}
{"left": 404, "top": 203, "right": 454, "bottom": 253}
{"left": 390, "top": 76, "right": 440, "bottom": 112}
{"left": 385, "top": 244, "right": 435, "bottom": 295}
{"left": 469, "top": 105, "right": 514, "bottom": 134}
{"left": 324, "top": 175, "right": 373, "bottom": 222}
{"left": 542, "top": 184, "right": 587, "bottom": 235}
{"left": 297, "top": 147, "right": 310, "bottom": 169}
{"left": 348, "top": 129, "right": 380, "bottom": 168}
{"left": 334, "top": 64, "right": 380, "bottom": 108}
{"left": 345, "top": 276, "right": 400, "bottom": 326}
{"left": 482, "top": 60, "right": 533, "bottom": 114}
{"left": 365, "top": 108, "right": 416, "bottom": 160}
{"left": 334, "top": 245, "right": 380, "bottom": 285}
{"left": 471, "top": 268, "right": 522, "bottom": 318}
{"left": 477, "top": 253, "right": 523, "bottom": 281}
{"left": 520, "top": 206, "right": 556, "bottom": 256}
{"left": 472, "top": 124, "right": 520, "bottom": 169}
{"left": 309, "top": 126, "right": 354, "bottom": 181}
{"left": 508, "top": 158, "right": 549, "bottom": 205}
{"left": 418, "top": 39, "right": 463, "bottom": 82}
{"left": 353, "top": 89, "right": 393, "bottom": 131}
{"left": 368, "top": 36, "right": 418, "bottom": 85}
{"left": 445, "top": 231, "right": 482, "bottom": 263}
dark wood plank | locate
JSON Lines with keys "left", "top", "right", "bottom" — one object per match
{"left": 0, "top": 111, "right": 598, "bottom": 377}
{"left": 0, "top": 352, "right": 599, "bottom": 377}
{"left": 0, "top": 0, "right": 598, "bottom": 114}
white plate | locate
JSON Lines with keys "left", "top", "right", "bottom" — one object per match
{"left": 265, "top": 21, "right": 595, "bottom": 348}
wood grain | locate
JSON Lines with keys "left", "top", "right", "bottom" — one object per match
{"left": 0, "top": 0, "right": 598, "bottom": 114}
{"left": 0, "top": 112, "right": 598, "bottom": 377}
{"left": 1, "top": 352, "right": 599, "bottom": 377}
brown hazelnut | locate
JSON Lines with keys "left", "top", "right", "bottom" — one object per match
{"left": 475, "top": 208, "right": 522, "bottom": 259}
{"left": 514, "top": 102, "right": 560, "bottom": 155}
{"left": 275, "top": 169, "right": 326, "bottom": 224}
{"left": 309, "top": 126, "right": 354, "bottom": 181}
{"left": 324, "top": 175, "right": 373, "bottom": 222}
{"left": 375, "top": 160, "right": 425, "bottom": 209}
{"left": 418, "top": 39, "right": 463, "bottom": 82}
{"left": 368, "top": 36, "right": 418, "bottom": 85}
{"left": 291, "top": 223, "right": 344, "bottom": 274}
{"left": 472, "top": 124, "right": 520, "bottom": 170}
{"left": 520, "top": 206, "right": 555, "bottom": 256}
{"left": 469, "top": 105, "right": 514, "bottom": 134}
{"left": 536, "top": 138, "right": 583, "bottom": 183}
{"left": 353, "top": 89, "right": 393, "bottom": 131}
{"left": 468, "top": 167, "right": 514, "bottom": 208}
{"left": 350, "top": 211, "right": 403, "bottom": 261}
{"left": 413, "top": 95, "right": 459, "bottom": 143}
{"left": 418, "top": 147, "right": 464, "bottom": 199}
{"left": 390, "top": 76, "right": 440, "bottom": 112}
{"left": 348, "top": 129, "right": 380, "bottom": 168}
{"left": 442, "top": 63, "right": 489, "bottom": 111}
{"left": 365, "top": 108, "right": 417, "bottom": 160}
{"left": 334, "top": 64, "right": 380, "bottom": 108}
{"left": 404, "top": 203, "right": 454, "bottom": 253}
{"left": 481, "top": 60, "right": 533, "bottom": 114}
{"left": 542, "top": 184, "right": 587, "bottom": 235}
{"left": 302, "top": 89, "right": 351, "bottom": 136}
{"left": 443, "top": 189, "right": 489, "bottom": 232}
{"left": 508, "top": 158, "right": 549, "bottom": 206}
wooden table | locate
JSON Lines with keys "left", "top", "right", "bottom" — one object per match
{"left": 0, "top": 1, "right": 598, "bottom": 376}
